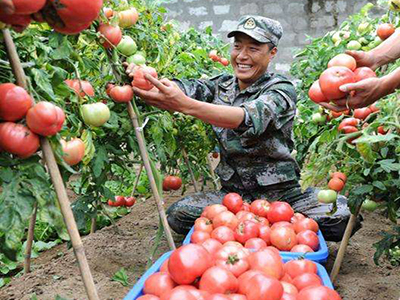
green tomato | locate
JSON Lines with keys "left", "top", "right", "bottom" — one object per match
{"left": 341, "top": 31, "right": 351, "bottom": 40}
{"left": 135, "top": 51, "right": 147, "bottom": 58}
{"left": 317, "top": 189, "right": 338, "bottom": 204}
{"left": 117, "top": 36, "right": 137, "bottom": 56}
{"left": 81, "top": 103, "right": 110, "bottom": 127}
{"left": 311, "top": 113, "right": 327, "bottom": 124}
{"left": 127, "top": 53, "right": 146, "bottom": 65}
{"left": 357, "top": 22, "right": 370, "bottom": 34}
{"left": 332, "top": 32, "right": 341, "bottom": 43}
{"left": 361, "top": 46, "right": 371, "bottom": 51}
{"left": 361, "top": 199, "right": 379, "bottom": 212}
{"left": 358, "top": 37, "right": 369, "bottom": 45}
{"left": 347, "top": 40, "right": 362, "bottom": 50}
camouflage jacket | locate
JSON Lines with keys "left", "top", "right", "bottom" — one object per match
{"left": 174, "top": 72, "right": 300, "bottom": 194}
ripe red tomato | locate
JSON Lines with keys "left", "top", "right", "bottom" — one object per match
{"left": 67, "top": 80, "right": 95, "bottom": 97}
{"left": 209, "top": 50, "right": 219, "bottom": 62}
{"left": 191, "top": 231, "right": 211, "bottom": 244}
{"left": 245, "top": 238, "right": 267, "bottom": 250}
{"left": 205, "top": 294, "right": 230, "bottom": 300}
{"left": 211, "top": 226, "right": 235, "bottom": 244}
{"left": 377, "top": 23, "right": 395, "bottom": 40}
{"left": 353, "top": 67, "right": 377, "bottom": 82}
{"left": 267, "top": 202, "right": 294, "bottom": 224}
{"left": 236, "top": 211, "right": 256, "bottom": 222}
{"left": 213, "top": 211, "right": 238, "bottom": 230}
{"left": 293, "top": 218, "right": 319, "bottom": 234}
{"left": 247, "top": 248, "right": 284, "bottom": 279}
{"left": 215, "top": 246, "right": 249, "bottom": 277}
{"left": 330, "top": 109, "right": 349, "bottom": 119}
{"left": 143, "top": 272, "right": 176, "bottom": 297}
{"left": 109, "top": 85, "right": 134, "bottom": 103}
{"left": 201, "top": 238, "right": 223, "bottom": 254}
{"left": 328, "top": 177, "right": 345, "bottom": 192}
{"left": 26, "top": 102, "right": 65, "bottom": 136}
{"left": 103, "top": 7, "right": 114, "bottom": 19}
{"left": 353, "top": 107, "right": 372, "bottom": 120}
{"left": 270, "top": 221, "right": 293, "bottom": 231}
{"left": 162, "top": 176, "right": 182, "bottom": 191}
{"left": 245, "top": 273, "right": 283, "bottom": 300}
{"left": 47, "top": 0, "right": 102, "bottom": 26}
{"left": 118, "top": 8, "right": 139, "bottom": 28}
{"left": 237, "top": 270, "right": 264, "bottom": 294}
{"left": 222, "top": 193, "right": 243, "bottom": 214}
{"left": 377, "top": 126, "right": 387, "bottom": 135}
{"left": 52, "top": 21, "right": 93, "bottom": 35}
{"left": 0, "top": 122, "right": 39, "bottom": 158}
{"left": 281, "top": 281, "right": 299, "bottom": 296}
{"left": 281, "top": 273, "right": 294, "bottom": 284}
{"left": 330, "top": 172, "right": 347, "bottom": 183}
{"left": 160, "top": 287, "right": 197, "bottom": 300}
{"left": 308, "top": 80, "right": 328, "bottom": 103}
{"left": 280, "top": 293, "right": 297, "bottom": 300}
{"left": 292, "top": 273, "right": 322, "bottom": 291}
{"left": 240, "top": 202, "right": 251, "bottom": 211}
{"left": 113, "top": 195, "right": 126, "bottom": 206}
{"left": 160, "top": 258, "right": 169, "bottom": 273}
{"left": 297, "top": 230, "right": 319, "bottom": 251}
{"left": 227, "top": 294, "right": 247, "bottom": 300}
{"left": 106, "top": 83, "right": 115, "bottom": 96}
{"left": 137, "top": 295, "right": 160, "bottom": 300}
{"left": 235, "top": 220, "right": 259, "bottom": 244}
{"left": 297, "top": 286, "right": 342, "bottom": 300}
{"left": 13, "top": 0, "right": 47, "bottom": 15}
{"left": 125, "top": 197, "right": 136, "bottom": 207}
{"left": 131, "top": 65, "right": 158, "bottom": 91}
{"left": 0, "top": 83, "right": 33, "bottom": 121}
{"left": 270, "top": 227, "right": 298, "bottom": 251}
{"left": 284, "top": 260, "right": 318, "bottom": 279}
{"left": 187, "top": 289, "right": 209, "bottom": 300}
{"left": 205, "top": 204, "right": 228, "bottom": 220}
{"left": 291, "top": 244, "right": 314, "bottom": 253}
{"left": 327, "top": 54, "right": 357, "bottom": 71}
{"left": 61, "top": 138, "right": 85, "bottom": 166}
{"left": 338, "top": 118, "right": 359, "bottom": 131}
{"left": 341, "top": 125, "right": 358, "bottom": 134}
{"left": 168, "top": 244, "right": 212, "bottom": 285}
{"left": 220, "top": 58, "right": 230, "bottom": 66}
{"left": 0, "top": 12, "right": 31, "bottom": 29}
{"left": 369, "top": 103, "right": 379, "bottom": 112}
{"left": 258, "top": 224, "right": 272, "bottom": 245}
{"left": 99, "top": 24, "right": 122, "bottom": 48}
{"left": 250, "top": 199, "right": 271, "bottom": 217}
{"left": 291, "top": 212, "right": 306, "bottom": 223}
{"left": 199, "top": 266, "right": 238, "bottom": 294}
{"left": 319, "top": 66, "right": 355, "bottom": 100}
{"left": 194, "top": 217, "right": 213, "bottom": 233}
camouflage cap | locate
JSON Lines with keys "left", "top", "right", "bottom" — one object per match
{"left": 227, "top": 15, "right": 283, "bottom": 46}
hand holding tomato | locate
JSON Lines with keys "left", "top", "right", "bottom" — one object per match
{"left": 343, "top": 50, "right": 380, "bottom": 71}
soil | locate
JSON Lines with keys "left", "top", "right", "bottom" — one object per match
{"left": 0, "top": 186, "right": 399, "bottom": 300}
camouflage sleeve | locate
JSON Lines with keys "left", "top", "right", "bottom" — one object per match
{"left": 172, "top": 78, "right": 217, "bottom": 103}
{"left": 235, "top": 83, "right": 297, "bottom": 137}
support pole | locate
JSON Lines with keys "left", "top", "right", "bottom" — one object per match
{"left": 24, "top": 202, "right": 37, "bottom": 274}
{"left": 182, "top": 147, "right": 198, "bottom": 192}
{"left": 130, "top": 163, "right": 143, "bottom": 197}
{"left": 206, "top": 154, "right": 220, "bottom": 190}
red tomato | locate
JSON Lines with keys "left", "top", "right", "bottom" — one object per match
{"left": 99, "top": 24, "right": 122, "bottom": 48}
{"left": 250, "top": 199, "right": 271, "bottom": 217}
{"left": 160, "top": 258, "right": 169, "bottom": 273}
{"left": 258, "top": 224, "right": 272, "bottom": 245}
{"left": 209, "top": 50, "right": 219, "bottom": 62}
{"left": 338, "top": 118, "right": 359, "bottom": 131}
{"left": 223, "top": 241, "right": 244, "bottom": 248}
{"left": 206, "top": 205, "right": 228, "bottom": 220}
{"left": 271, "top": 221, "right": 294, "bottom": 231}
{"left": 143, "top": 272, "right": 177, "bottom": 297}
{"left": 0, "top": 122, "right": 39, "bottom": 158}
{"left": 160, "top": 287, "right": 197, "bottom": 300}
{"left": 201, "top": 238, "right": 223, "bottom": 255}
{"left": 125, "top": 197, "right": 136, "bottom": 207}
{"left": 110, "top": 85, "right": 134, "bottom": 103}
{"left": 330, "top": 172, "right": 347, "bottom": 183}
{"left": 247, "top": 248, "right": 284, "bottom": 279}
{"left": 194, "top": 218, "right": 213, "bottom": 233}
{"left": 255, "top": 216, "right": 270, "bottom": 227}
{"left": 0, "top": 83, "right": 33, "bottom": 121}
{"left": 222, "top": 193, "right": 243, "bottom": 214}
{"left": 212, "top": 152, "right": 219, "bottom": 158}
{"left": 353, "top": 107, "right": 372, "bottom": 120}
{"left": 131, "top": 65, "right": 158, "bottom": 91}
{"left": 211, "top": 226, "right": 235, "bottom": 244}
{"left": 377, "top": 126, "right": 388, "bottom": 135}
{"left": 377, "top": 23, "right": 395, "bottom": 40}
{"left": 270, "top": 227, "right": 298, "bottom": 251}
{"left": 284, "top": 260, "right": 317, "bottom": 279}
{"left": 280, "top": 293, "right": 297, "bottom": 300}
{"left": 191, "top": 231, "right": 211, "bottom": 244}
{"left": 237, "top": 270, "right": 264, "bottom": 294}
{"left": 215, "top": 246, "right": 249, "bottom": 277}
{"left": 319, "top": 66, "right": 355, "bottom": 100}
{"left": 291, "top": 213, "right": 306, "bottom": 223}
{"left": 297, "top": 286, "right": 342, "bottom": 300}
{"left": 293, "top": 218, "right": 319, "bottom": 234}
{"left": 308, "top": 80, "right": 328, "bottom": 103}
{"left": 61, "top": 138, "right": 85, "bottom": 166}
{"left": 103, "top": 7, "right": 114, "bottom": 19}
{"left": 12, "top": 0, "right": 46, "bottom": 14}
{"left": 328, "top": 177, "right": 345, "bottom": 192}
{"left": 168, "top": 244, "right": 212, "bottom": 285}
{"left": 292, "top": 273, "right": 322, "bottom": 291}
{"left": 106, "top": 83, "right": 115, "bottom": 96}
{"left": 245, "top": 238, "right": 267, "bottom": 250}
{"left": 236, "top": 211, "right": 256, "bottom": 222}
{"left": 163, "top": 175, "right": 182, "bottom": 191}
{"left": 188, "top": 289, "right": 210, "bottom": 300}
{"left": 353, "top": 67, "right": 377, "bottom": 82}
{"left": 69, "top": 80, "right": 95, "bottom": 97}
{"left": 107, "top": 199, "right": 116, "bottom": 207}
{"left": 51, "top": 21, "right": 93, "bottom": 35}
{"left": 213, "top": 211, "right": 238, "bottom": 230}
{"left": 330, "top": 109, "right": 349, "bottom": 119}
{"left": 291, "top": 244, "right": 314, "bottom": 253}
{"left": 227, "top": 294, "right": 247, "bottom": 300}
{"left": 220, "top": 58, "right": 230, "bottom": 66}
{"left": 369, "top": 103, "right": 379, "bottom": 112}
{"left": 245, "top": 273, "right": 283, "bottom": 300}
{"left": 327, "top": 54, "right": 357, "bottom": 71}
{"left": 113, "top": 196, "right": 126, "bottom": 206}
{"left": 280, "top": 273, "right": 293, "bottom": 284}
{"left": 118, "top": 8, "right": 139, "bottom": 28}
{"left": 0, "top": 12, "right": 31, "bottom": 28}
{"left": 267, "top": 202, "right": 294, "bottom": 224}
{"left": 137, "top": 295, "right": 160, "bottom": 300}
{"left": 281, "top": 281, "right": 299, "bottom": 295}
{"left": 235, "top": 220, "right": 259, "bottom": 244}
{"left": 297, "top": 230, "right": 319, "bottom": 251}
{"left": 199, "top": 266, "right": 238, "bottom": 294}
{"left": 240, "top": 202, "right": 251, "bottom": 211}
{"left": 205, "top": 295, "right": 230, "bottom": 300}
{"left": 26, "top": 102, "right": 65, "bottom": 137}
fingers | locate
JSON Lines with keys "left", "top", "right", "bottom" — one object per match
{"left": 339, "top": 82, "right": 361, "bottom": 93}
{"left": 319, "top": 102, "right": 347, "bottom": 112}
{"left": 144, "top": 74, "right": 168, "bottom": 92}
{"left": 159, "top": 78, "right": 173, "bottom": 86}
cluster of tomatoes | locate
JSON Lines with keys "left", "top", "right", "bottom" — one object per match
{"left": 190, "top": 194, "right": 320, "bottom": 253}
{"left": 107, "top": 195, "right": 136, "bottom": 207}
{"left": 137, "top": 244, "right": 341, "bottom": 300}
{"left": 316, "top": 172, "right": 348, "bottom": 205}
{"left": 0, "top": 0, "right": 103, "bottom": 34}
{"left": 209, "top": 50, "right": 230, "bottom": 67}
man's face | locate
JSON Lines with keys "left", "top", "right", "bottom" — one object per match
{"left": 230, "top": 33, "right": 277, "bottom": 90}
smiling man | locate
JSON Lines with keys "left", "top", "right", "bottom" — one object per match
{"left": 129, "top": 15, "right": 361, "bottom": 242}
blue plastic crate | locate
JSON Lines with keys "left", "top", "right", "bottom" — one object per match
{"left": 182, "top": 226, "right": 329, "bottom": 263}
{"left": 124, "top": 251, "right": 334, "bottom": 300}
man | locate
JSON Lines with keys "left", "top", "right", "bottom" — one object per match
{"left": 321, "top": 29, "right": 400, "bottom": 111}
{"left": 129, "top": 15, "right": 360, "bottom": 242}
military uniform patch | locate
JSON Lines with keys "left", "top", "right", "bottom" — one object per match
{"left": 244, "top": 17, "right": 256, "bottom": 29}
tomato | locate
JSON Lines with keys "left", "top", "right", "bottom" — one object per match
{"left": 281, "top": 273, "right": 293, "bottom": 284}
{"left": 51, "top": 21, "right": 92, "bottom": 35}
{"left": 280, "top": 293, "right": 296, "bottom": 300}
{"left": 319, "top": 66, "right": 355, "bottom": 100}
{"left": 361, "top": 199, "right": 379, "bottom": 212}
{"left": 0, "top": 83, "right": 33, "bottom": 121}
{"left": 222, "top": 193, "right": 243, "bottom": 214}
{"left": 205, "top": 204, "right": 228, "bottom": 220}
{"left": 248, "top": 248, "right": 284, "bottom": 279}
{"left": 297, "top": 230, "right": 319, "bottom": 251}
{"left": 67, "top": 80, "right": 95, "bottom": 97}
{"left": 342, "top": 126, "right": 359, "bottom": 135}
{"left": 162, "top": 175, "right": 182, "bottom": 191}
{"left": 168, "top": 244, "right": 212, "bottom": 285}
{"left": 354, "top": 107, "right": 373, "bottom": 120}
{"left": 212, "top": 152, "right": 219, "bottom": 159}
{"left": 292, "top": 273, "right": 322, "bottom": 291}
{"left": 191, "top": 231, "right": 211, "bottom": 244}
{"left": 220, "top": 58, "right": 230, "bottom": 66}
{"left": 61, "top": 138, "right": 85, "bottom": 166}
{"left": 235, "top": 220, "right": 259, "bottom": 244}
{"left": 353, "top": 67, "right": 377, "bottom": 82}
{"left": 125, "top": 197, "right": 136, "bottom": 207}
{"left": 258, "top": 224, "right": 271, "bottom": 245}
{"left": 211, "top": 226, "right": 235, "bottom": 244}
{"left": 26, "top": 102, "right": 65, "bottom": 137}
{"left": 0, "top": 122, "right": 39, "bottom": 158}
{"left": 194, "top": 218, "right": 213, "bottom": 233}
{"left": 328, "top": 177, "right": 345, "bottom": 192}
{"left": 137, "top": 295, "right": 160, "bottom": 300}
{"left": 338, "top": 117, "right": 359, "bottom": 131}
{"left": 144, "top": 272, "right": 176, "bottom": 297}
{"left": 293, "top": 218, "right": 319, "bottom": 234}
{"left": 270, "top": 221, "right": 294, "bottom": 231}
{"left": 209, "top": 50, "right": 219, "bottom": 62}
{"left": 236, "top": 211, "right": 256, "bottom": 222}
{"left": 267, "top": 202, "right": 294, "bottom": 224}
{"left": 311, "top": 113, "right": 327, "bottom": 124}
{"left": 377, "top": 126, "right": 388, "bottom": 135}
{"left": 281, "top": 282, "right": 299, "bottom": 295}
{"left": 12, "top": 0, "right": 46, "bottom": 15}
{"left": 213, "top": 211, "right": 238, "bottom": 230}
{"left": 291, "top": 213, "right": 306, "bottom": 223}
{"left": 103, "top": 7, "right": 114, "bottom": 19}
{"left": 239, "top": 202, "right": 250, "bottom": 211}
{"left": 290, "top": 244, "right": 314, "bottom": 253}
{"left": 160, "top": 287, "right": 197, "bottom": 300}
{"left": 297, "top": 286, "right": 342, "bottom": 300}
{"left": 284, "top": 260, "right": 317, "bottom": 279}
{"left": 250, "top": 199, "right": 270, "bottom": 217}
{"left": 205, "top": 295, "right": 230, "bottom": 300}
{"left": 245, "top": 238, "right": 267, "bottom": 250}
{"left": 330, "top": 172, "right": 347, "bottom": 183}
{"left": 131, "top": 65, "right": 158, "bottom": 91}
{"left": 188, "top": 289, "right": 209, "bottom": 300}
{"left": 330, "top": 109, "right": 349, "bottom": 119}
{"left": 227, "top": 294, "right": 247, "bottom": 300}
{"left": 270, "top": 227, "right": 297, "bottom": 251}
{"left": 377, "top": 23, "right": 395, "bottom": 40}
{"left": 308, "top": 80, "right": 328, "bottom": 103}
{"left": 81, "top": 102, "right": 110, "bottom": 127}
{"left": 199, "top": 266, "right": 238, "bottom": 294}
{"left": 117, "top": 36, "right": 137, "bottom": 56}
{"left": 237, "top": 270, "right": 264, "bottom": 294}
{"left": 255, "top": 216, "right": 270, "bottom": 227}
{"left": 118, "top": 8, "right": 139, "bottom": 28}
{"left": 160, "top": 258, "right": 169, "bottom": 273}
{"left": 215, "top": 246, "right": 249, "bottom": 277}
{"left": 0, "top": 12, "right": 31, "bottom": 28}
{"left": 369, "top": 103, "right": 379, "bottom": 112}
{"left": 245, "top": 273, "right": 283, "bottom": 300}
{"left": 105, "top": 83, "right": 115, "bottom": 97}
{"left": 201, "top": 238, "right": 223, "bottom": 254}
{"left": 317, "top": 189, "right": 337, "bottom": 204}
{"left": 346, "top": 40, "right": 361, "bottom": 50}
{"left": 99, "top": 24, "right": 122, "bottom": 48}
{"left": 110, "top": 85, "right": 134, "bottom": 103}
{"left": 127, "top": 53, "right": 146, "bottom": 65}
{"left": 109, "top": 195, "right": 125, "bottom": 206}
{"left": 327, "top": 54, "right": 357, "bottom": 71}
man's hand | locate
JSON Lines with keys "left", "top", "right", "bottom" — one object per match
{"left": 0, "top": 0, "right": 15, "bottom": 15}
{"left": 345, "top": 50, "right": 379, "bottom": 70}
{"left": 123, "top": 62, "right": 136, "bottom": 78}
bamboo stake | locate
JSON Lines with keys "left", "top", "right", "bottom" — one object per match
{"left": 126, "top": 102, "right": 176, "bottom": 250}
{"left": 206, "top": 154, "right": 220, "bottom": 190}
{"left": 182, "top": 147, "right": 198, "bottom": 192}
{"left": 90, "top": 217, "right": 96, "bottom": 234}
{"left": 330, "top": 205, "right": 361, "bottom": 284}
{"left": 24, "top": 202, "right": 37, "bottom": 274}
{"left": 3, "top": 29, "right": 100, "bottom": 300}
{"left": 130, "top": 163, "right": 143, "bottom": 198}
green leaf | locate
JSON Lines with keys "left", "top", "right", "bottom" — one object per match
{"left": 352, "top": 184, "right": 373, "bottom": 195}
{"left": 354, "top": 133, "right": 398, "bottom": 144}
{"left": 0, "top": 168, "right": 13, "bottom": 182}
{"left": 30, "top": 68, "right": 56, "bottom": 99}
{"left": 372, "top": 181, "right": 386, "bottom": 191}
{"left": 112, "top": 268, "right": 130, "bottom": 286}
{"left": 92, "top": 145, "right": 108, "bottom": 178}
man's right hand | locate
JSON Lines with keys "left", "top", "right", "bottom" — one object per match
{"left": 345, "top": 50, "right": 380, "bottom": 71}
{"left": 0, "top": 0, "right": 15, "bottom": 15}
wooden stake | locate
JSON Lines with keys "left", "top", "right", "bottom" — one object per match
{"left": 24, "top": 202, "right": 37, "bottom": 274}
{"left": 206, "top": 154, "right": 220, "bottom": 190}
{"left": 130, "top": 163, "right": 143, "bottom": 198}
{"left": 126, "top": 102, "right": 176, "bottom": 250}
{"left": 3, "top": 29, "right": 100, "bottom": 300}
{"left": 330, "top": 206, "right": 361, "bottom": 284}
{"left": 182, "top": 147, "right": 198, "bottom": 192}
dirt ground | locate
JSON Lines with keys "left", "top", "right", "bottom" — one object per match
{"left": 0, "top": 186, "right": 399, "bottom": 300}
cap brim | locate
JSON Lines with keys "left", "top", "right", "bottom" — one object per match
{"left": 227, "top": 29, "right": 272, "bottom": 44}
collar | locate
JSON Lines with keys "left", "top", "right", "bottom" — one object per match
{"left": 237, "top": 72, "right": 273, "bottom": 94}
